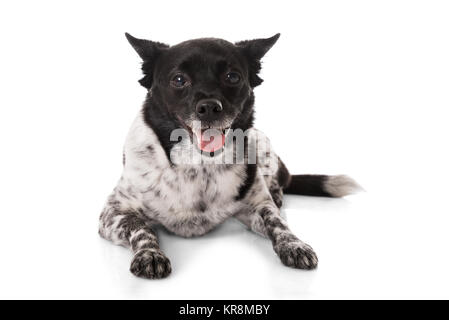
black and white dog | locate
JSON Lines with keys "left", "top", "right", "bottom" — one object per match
{"left": 99, "top": 33, "right": 360, "bottom": 279}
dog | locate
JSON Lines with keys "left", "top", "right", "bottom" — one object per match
{"left": 99, "top": 33, "right": 361, "bottom": 279}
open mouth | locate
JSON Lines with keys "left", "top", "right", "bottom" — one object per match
{"left": 191, "top": 127, "right": 229, "bottom": 153}
{"left": 176, "top": 116, "right": 231, "bottom": 153}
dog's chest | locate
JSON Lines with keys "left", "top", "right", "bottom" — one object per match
{"left": 138, "top": 163, "right": 245, "bottom": 237}
{"left": 120, "top": 114, "right": 247, "bottom": 237}
{"left": 148, "top": 164, "right": 242, "bottom": 207}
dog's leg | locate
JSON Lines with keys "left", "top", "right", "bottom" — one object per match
{"left": 258, "top": 204, "right": 318, "bottom": 269}
{"left": 99, "top": 195, "right": 171, "bottom": 279}
{"left": 235, "top": 172, "right": 318, "bottom": 269}
{"left": 269, "top": 180, "right": 284, "bottom": 208}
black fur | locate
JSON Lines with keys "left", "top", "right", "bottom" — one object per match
{"left": 283, "top": 174, "right": 332, "bottom": 197}
{"left": 97, "top": 33, "right": 361, "bottom": 278}
{"left": 125, "top": 33, "right": 169, "bottom": 89}
{"left": 235, "top": 34, "right": 280, "bottom": 87}
{"left": 236, "top": 164, "right": 257, "bottom": 201}
{"left": 141, "top": 96, "right": 181, "bottom": 161}
{"left": 126, "top": 34, "right": 279, "bottom": 161}
{"left": 277, "top": 158, "right": 291, "bottom": 188}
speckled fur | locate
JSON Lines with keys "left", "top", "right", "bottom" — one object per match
{"left": 98, "top": 112, "right": 317, "bottom": 278}
{"left": 98, "top": 34, "right": 359, "bottom": 279}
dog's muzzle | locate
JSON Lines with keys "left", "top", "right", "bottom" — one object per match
{"left": 195, "top": 99, "right": 223, "bottom": 120}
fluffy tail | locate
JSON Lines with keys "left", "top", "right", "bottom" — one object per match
{"left": 283, "top": 174, "right": 362, "bottom": 198}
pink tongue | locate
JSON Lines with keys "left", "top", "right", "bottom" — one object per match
{"left": 196, "top": 129, "right": 225, "bottom": 152}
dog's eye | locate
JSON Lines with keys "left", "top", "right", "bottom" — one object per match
{"left": 171, "top": 74, "right": 190, "bottom": 88}
{"left": 225, "top": 72, "right": 241, "bottom": 85}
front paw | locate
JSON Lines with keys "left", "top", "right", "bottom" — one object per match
{"left": 130, "top": 249, "right": 172, "bottom": 279}
{"left": 275, "top": 241, "right": 318, "bottom": 270}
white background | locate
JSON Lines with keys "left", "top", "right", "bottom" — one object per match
{"left": 0, "top": 0, "right": 448, "bottom": 299}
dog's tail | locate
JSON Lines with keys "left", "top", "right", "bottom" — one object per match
{"left": 283, "top": 174, "right": 362, "bottom": 198}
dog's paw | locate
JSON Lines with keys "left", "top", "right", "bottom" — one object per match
{"left": 275, "top": 241, "right": 318, "bottom": 270}
{"left": 130, "top": 249, "right": 172, "bottom": 279}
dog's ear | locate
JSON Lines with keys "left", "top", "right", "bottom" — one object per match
{"left": 125, "top": 33, "right": 169, "bottom": 89}
{"left": 236, "top": 33, "right": 280, "bottom": 87}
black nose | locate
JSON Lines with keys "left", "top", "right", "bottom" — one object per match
{"left": 196, "top": 99, "right": 223, "bottom": 119}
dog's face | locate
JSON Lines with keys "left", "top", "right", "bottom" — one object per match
{"left": 126, "top": 33, "right": 279, "bottom": 152}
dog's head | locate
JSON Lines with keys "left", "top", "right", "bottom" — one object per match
{"left": 126, "top": 33, "right": 279, "bottom": 153}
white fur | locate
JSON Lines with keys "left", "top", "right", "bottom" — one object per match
{"left": 115, "top": 113, "right": 251, "bottom": 237}
{"left": 323, "top": 175, "right": 363, "bottom": 197}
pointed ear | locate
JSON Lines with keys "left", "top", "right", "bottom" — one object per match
{"left": 125, "top": 33, "right": 169, "bottom": 89}
{"left": 236, "top": 34, "right": 280, "bottom": 87}
{"left": 125, "top": 33, "right": 169, "bottom": 60}
{"left": 236, "top": 33, "right": 280, "bottom": 60}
